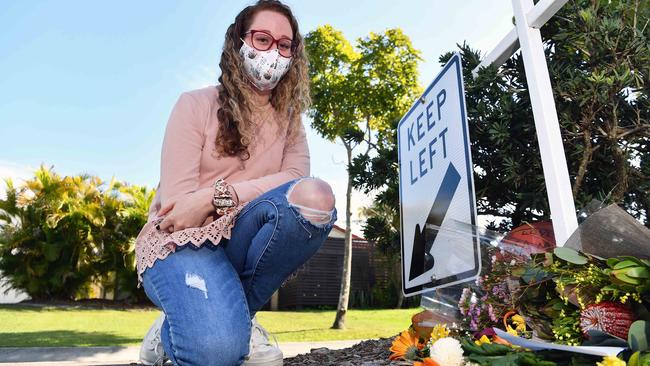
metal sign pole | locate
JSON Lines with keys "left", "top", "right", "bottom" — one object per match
{"left": 511, "top": 0, "right": 578, "bottom": 245}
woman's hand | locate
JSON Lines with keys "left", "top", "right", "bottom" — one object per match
{"left": 157, "top": 187, "right": 214, "bottom": 233}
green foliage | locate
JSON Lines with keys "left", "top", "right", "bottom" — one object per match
{"left": 604, "top": 257, "right": 650, "bottom": 294}
{"left": 550, "top": 309, "right": 583, "bottom": 346}
{"left": 544, "top": 250, "right": 650, "bottom": 307}
{"left": 468, "top": 0, "right": 650, "bottom": 228}
{"left": 305, "top": 25, "right": 422, "bottom": 143}
{"left": 439, "top": 42, "right": 553, "bottom": 229}
{"left": 460, "top": 244, "right": 650, "bottom": 351}
{"left": 305, "top": 25, "right": 360, "bottom": 140}
{"left": 559, "top": 0, "right": 650, "bottom": 211}
{"left": 352, "top": 0, "right": 650, "bottom": 234}
{"left": 462, "top": 338, "right": 561, "bottom": 365}
{"left": 553, "top": 248, "right": 588, "bottom": 265}
{"left": 0, "top": 164, "right": 154, "bottom": 301}
{"left": 629, "top": 320, "right": 650, "bottom": 353}
{"left": 629, "top": 350, "right": 650, "bottom": 366}
{"left": 95, "top": 181, "right": 155, "bottom": 302}
{"left": 305, "top": 25, "right": 422, "bottom": 311}
{"left": 0, "top": 306, "right": 422, "bottom": 345}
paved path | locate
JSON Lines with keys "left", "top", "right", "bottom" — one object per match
{"left": 0, "top": 339, "right": 367, "bottom": 365}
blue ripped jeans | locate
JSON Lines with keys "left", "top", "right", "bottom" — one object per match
{"left": 141, "top": 177, "right": 337, "bottom": 366}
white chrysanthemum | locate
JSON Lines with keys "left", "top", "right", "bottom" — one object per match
{"left": 430, "top": 337, "right": 464, "bottom": 366}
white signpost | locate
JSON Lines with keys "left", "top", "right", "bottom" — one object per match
{"left": 397, "top": 0, "right": 579, "bottom": 297}
{"left": 473, "top": 0, "right": 578, "bottom": 246}
{"left": 397, "top": 53, "right": 480, "bottom": 296}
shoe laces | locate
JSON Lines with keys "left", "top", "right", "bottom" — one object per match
{"left": 150, "top": 325, "right": 168, "bottom": 365}
{"left": 154, "top": 355, "right": 165, "bottom": 366}
{"left": 250, "top": 318, "right": 279, "bottom": 350}
{"left": 154, "top": 340, "right": 166, "bottom": 365}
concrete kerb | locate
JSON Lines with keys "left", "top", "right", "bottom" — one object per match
{"left": 0, "top": 339, "right": 369, "bottom": 365}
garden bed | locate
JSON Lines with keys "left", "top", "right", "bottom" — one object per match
{"left": 284, "top": 337, "right": 399, "bottom": 366}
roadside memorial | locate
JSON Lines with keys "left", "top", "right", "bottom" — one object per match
{"left": 387, "top": 204, "right": 650, "bottom": 365}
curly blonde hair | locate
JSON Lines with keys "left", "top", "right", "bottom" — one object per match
{"left": 215, "top": 0, "right": 310, "bottom": 161}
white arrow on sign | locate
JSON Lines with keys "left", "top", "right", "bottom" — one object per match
{"left": 397, "top": 53, "right": 481, "bottom": 297}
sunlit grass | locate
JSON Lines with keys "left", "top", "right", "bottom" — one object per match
{"left": 0, "top": 305, "right": 419, "bottom": 347}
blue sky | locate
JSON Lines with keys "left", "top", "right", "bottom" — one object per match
{"left": 0, "top": 0, "right": 514, "bottom": 234}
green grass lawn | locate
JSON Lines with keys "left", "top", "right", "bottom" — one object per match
{"left": 0, "top": 305, "right": 419, "bottom": 347}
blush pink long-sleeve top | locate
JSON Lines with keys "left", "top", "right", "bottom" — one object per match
{"left": 134, "top": 85, "right": 310, "bottom": 286}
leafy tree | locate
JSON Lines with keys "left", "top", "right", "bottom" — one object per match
{"left": 551, "top": 0, "right": 649, "bottom": 221}
{"left": 0, "top": 166, "right": 103, "bottom": 299}
{"left": 464, "top": 0, "right": 650, "bottom": 228}
{"left": 350, "top": 116, "right": 405, "bottom": 307}
{"left": 0, "top": 165, "right": 153, "bottom": 301}
{"left": 354, "top": 0, "right": 650, "bottom": 257}
{"left": 305, "top": 25, "right": 421, "bottom": 327}
{"left": 95, "top": 180, "right": 155, "bottom": 302}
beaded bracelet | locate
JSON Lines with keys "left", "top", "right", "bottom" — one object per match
{"left": 212, "top": 178, "right": 237, "bottom": 216}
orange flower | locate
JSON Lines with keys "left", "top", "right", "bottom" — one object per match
{"left": 389, "top": 330, "right": 423, "bottom": 360}
{"left": 492, "top": 334, "right": 513, "bottom": 346}
{"left": 413, "top": 357, "right": 440, "bottom": 366}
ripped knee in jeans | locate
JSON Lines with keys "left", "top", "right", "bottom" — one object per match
{"left": 285, "top": 177, "right": 336, "bottom": 228}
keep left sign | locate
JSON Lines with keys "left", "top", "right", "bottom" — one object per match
{"left": 397, "top": 53, "right": 480, "bottom": 296}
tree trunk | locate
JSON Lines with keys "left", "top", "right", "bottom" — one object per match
{"left": 611, "top": 142, "right": 629, "bottom": 202}
{"left": 644, "top": 199, "right": 650, "bottom": 229}
{"left": 572, "top": 129, "right": 593, "bottom": 198}
{"left": 609, "top": 104, "right": 629, "bottom": 203}
{"left": 394, "top": 259, "right": 404, "bottom": 309}
{"left": 511, "top": 201, "right": 524, "bottom": 228}
{"left": 332, "top": 140, "right": 353, "bottom": 329}
{"left": 113, "top": 270, "right": 119, "bottom": 301}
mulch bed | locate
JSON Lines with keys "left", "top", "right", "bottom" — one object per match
{"left": 284, "top": 337, "right": 407, "bottom": 366}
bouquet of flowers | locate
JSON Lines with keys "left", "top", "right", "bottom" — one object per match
{"left": 388, "top": 310, "right": 624, "bottom": 365}
{"left": 389, "top": 203, "right": 650, "bottom": 365}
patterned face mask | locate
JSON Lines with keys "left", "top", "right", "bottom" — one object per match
{"left": 239, "top": 40, "right": 292, "bottom": 91}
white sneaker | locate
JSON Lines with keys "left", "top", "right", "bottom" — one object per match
{"left": 139, "top": 312, "right": 168, "bottom": 366}
{"left": 243, "top": 316, "right": 283, "bottom": 366}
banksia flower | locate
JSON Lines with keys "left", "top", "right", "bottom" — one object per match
{"left": 579, "top": 301, "right": 635, "bottom": 339}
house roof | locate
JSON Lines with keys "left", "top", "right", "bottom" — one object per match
{"left": 329, "top": 224, "right": 365, "bottom": 240}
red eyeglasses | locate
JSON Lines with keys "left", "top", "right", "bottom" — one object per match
{"left": 243, "top": 30, "right": 296, "bottom": 58}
